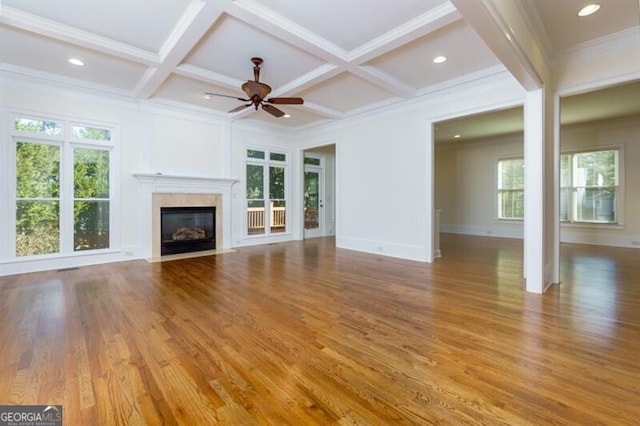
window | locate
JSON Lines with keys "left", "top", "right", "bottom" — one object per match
{"left": 497, "top": 158, "right": 524, "bottom": 220}
{"left": 496, "top": 148, "right": 621, "bottom": 224}
{"left": 304, "top": 157, "right": 321, "bottom": 166}
{"left": 561, "top": 149, "right": 619, "bottom": 224}
{"left": 246, "top": 148, "right": 288, "bottom": 236}
{"left": 11, "top": 114, "right": 114, "bottom": 257}
{"left": 16, "top": 141, "right": 61, "bottom": 255}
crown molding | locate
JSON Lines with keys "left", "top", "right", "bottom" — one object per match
{"left": 1, "top": 64, "right": 134, "bottom": 103}
{"left": 141, "top": 98, "right": 231, "bottom": 126}
{"left": 553, "top": 26, "right": 640, "bottom": 62}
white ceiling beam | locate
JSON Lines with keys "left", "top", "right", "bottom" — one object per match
{"left": 347, "top": 2, "right": 461, "bottom": 64}
{"left": 350, "top": 65, "right": 415, "bottom": 98}
{"left": 228, "top": 0, "right": 349, "bottom": 64}
{"left": 174, "top": 64, "right": 244, "bottom": 90}
{"left": 271, "top": 64, "right": 342, "bottom": 96}
{"left": 186, "top": 0, "right": 354, "bottom": 101}
{"left": 134, "top": 1, "right": 226, "bottom": 98}
{"left": 299, "top": 102, "right": 344, "bottom": 119}
{"left": 450, "top": 0, "right": 549, "bottom": 91}
{"left": 0, "top": 6, "right": 159, "bottom": 65}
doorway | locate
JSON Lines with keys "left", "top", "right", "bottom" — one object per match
{"left": 558, "top": 80, "right": 640, "bottom": 286}
{"left": 433, "top": 106, "right": 524, "bottom": 278}
{"left": 304, "top": 158, "right": 323, "bottom": 238}
{"left": 303, "top": 144, "right": 335, "bottom": 239}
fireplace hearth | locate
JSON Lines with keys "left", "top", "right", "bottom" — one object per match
{"left": 160, "top": 206, "right": 216, "bottom": 255}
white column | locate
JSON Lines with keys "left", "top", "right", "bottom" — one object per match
{"left": 425, "top": 121, "right": 435, "bottom": 263}
{"left": 524, "top": 88, "right": 552, "bottom": 293}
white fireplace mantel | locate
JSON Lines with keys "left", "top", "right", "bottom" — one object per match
{"left": 133, "top": 173, "right": 238, "bottom": 258}
{"left": 132, "top": 173, "right": 237, "bottom": 193}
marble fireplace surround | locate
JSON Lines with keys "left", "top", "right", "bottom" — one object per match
{"left": 133, "top": 173, "right": 237, "bottom": 260}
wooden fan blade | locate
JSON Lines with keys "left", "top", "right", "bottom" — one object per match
{"left": 228, "top": 104, "right": 251, "bottom": 113}
{"left": 205, "top": 92, "right": 248, "bottom": 101}
{"left": 262, "top": 104, "right": 285, "bottom": 117}
{"left": 267, "top": 97, "right": 304, "bottom": 105}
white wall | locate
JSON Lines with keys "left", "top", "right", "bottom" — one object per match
{"left": 435, "top": 115, "right": 640, "bottom": 248}
{"left": 337, "top": 111, "right": 429, "bottom": 260}
{"left": 150, "top": 113, "right": 226, "bottom": 177}
{"left": 0, "top": 77, "right": 233, "bottom": 275}
{"left": 299, "top": 72, "right": 526, "bottom": 262}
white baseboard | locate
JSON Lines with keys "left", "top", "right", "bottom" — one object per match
{"left": 231, "top": 232, "right": 297, "bottom": 248}
{"left": 440, "top": 224, "right": 523, "bottom": 239}
{"left": 560, "top": 232, "right": 640, "bottom": 249}
{"left": 336, "top": 236, "right": 427, "bottom": 262}
{"left": 440, "top": 224, "right": 640, "bottom": 249}
{"left": 0, "top": 250, "right": 140, "bottom": 277}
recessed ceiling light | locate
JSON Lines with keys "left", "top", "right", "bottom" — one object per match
{"left": 283, "top": 114, "right": 291, "bottom": 118}
{"left": 578, "top": 4, "right": 600, "bottom": 17}
{"left": 454, "top": 134, "right": 461, "bottom": 138}
{"left": 204, "top": 93, "right": 212, "bottom": 100}
{"left": 433, "top": 56, "right": 447, "bottom": 64}
{"left": 68, "top": 58, "right": 84, "bottom": 66}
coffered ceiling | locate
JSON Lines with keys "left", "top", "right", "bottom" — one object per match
{"left": 1, "top": 0, "right": 638, "bottom": 132}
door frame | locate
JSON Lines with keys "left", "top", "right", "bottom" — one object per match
{"left": 303, "top": 154, "right": 325, "bottom": 239}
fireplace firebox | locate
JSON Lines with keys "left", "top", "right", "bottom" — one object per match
{"left": 160, "top": 206, "right": 216, "bottom": 255}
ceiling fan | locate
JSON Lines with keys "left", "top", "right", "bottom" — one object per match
{"left": 205, "top": 57, "right": 304, "bottom": 117}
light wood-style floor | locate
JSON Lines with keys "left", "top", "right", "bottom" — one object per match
{"left": 1, "top": 234, "right": 639, "bottom": 424}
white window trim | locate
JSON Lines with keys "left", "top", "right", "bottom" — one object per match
{"left": 560, "top": 144, "right": 624, "bottom": 226}
{"left": 493, "top": 145, "right": 625, "bottom": 226}
{"left": 304, "top": 153, "right": 323, "bottom": 167}
{"left": 5, "top": 110, "right": 119, "bottom": 260}
{"left": 244, "top": 145, "right": 290, "bottom": 238}
{"left": 496, "top": 155, "right": 525, "bottom": 221}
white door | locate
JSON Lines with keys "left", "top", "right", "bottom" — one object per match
{"left": 304, "top": 160, "right": 324, "bottom": 238}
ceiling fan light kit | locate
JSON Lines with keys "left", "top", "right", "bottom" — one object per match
{"left": 206, "top": 57, "right": 304, "bottom": 118}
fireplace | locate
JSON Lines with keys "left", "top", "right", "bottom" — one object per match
{"left": 160, "top": 206, "right": 216, "bottom": 255}
{"left": 133, "top": 173, "right": 236, "bottom": 260}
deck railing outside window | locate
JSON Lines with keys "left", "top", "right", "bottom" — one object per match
{"left": 248, "top": 203, "right": 286, "bottom": 234}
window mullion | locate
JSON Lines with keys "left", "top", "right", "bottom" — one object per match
{"left": 60, "top": 141, "right": 74, "bottom": 254}
{"left": 264, "top": 160, "right": 271, "bottom": 236}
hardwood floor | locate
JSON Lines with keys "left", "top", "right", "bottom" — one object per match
{"left": 1, "top": 235, "right": 638, "bottom": 424}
